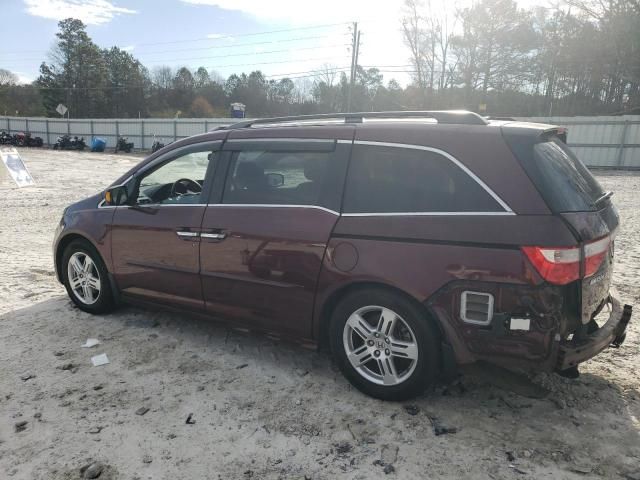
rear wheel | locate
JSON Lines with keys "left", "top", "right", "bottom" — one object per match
{"left": 329, "top": 288, "right": 440, "bottom": 400}
{"left": 62, "top": 240, "right": 115, "bottom": 314}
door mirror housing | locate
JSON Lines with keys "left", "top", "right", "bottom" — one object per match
{"left": 105, "top": 185, "right": 129, "bottom": 206}
{"left": 265, "top": 172, "right": 285, "bottom": 188}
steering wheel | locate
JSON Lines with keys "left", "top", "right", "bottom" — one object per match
{"left": 170, "top": 178, "right": 202, "bottom": 197}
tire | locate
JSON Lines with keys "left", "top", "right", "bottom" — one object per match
{"left": 329, "top": 288, "right": 440, "bottom": 401}
{"left": 61, "top": 239, "right": 116, "bottom": 314}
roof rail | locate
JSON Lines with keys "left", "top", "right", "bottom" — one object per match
{"left": 221, "top": 110, "right": 488, "bottom": 130}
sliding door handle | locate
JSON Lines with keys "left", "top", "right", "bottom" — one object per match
{"left": 201, "top": 232, "right": 226, "bottom": 240}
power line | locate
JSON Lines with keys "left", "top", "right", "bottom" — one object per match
{"left": 2, "top": 22, "right": 351, "bottom": 55}
{"left": 265, "top": 66, "right": 350, "bottom": 78}
{"left": 1, "top": 34, "right": 351, "bottom": 61}
{"left": 141, "top": 43, "right": 351, "bottom": 66}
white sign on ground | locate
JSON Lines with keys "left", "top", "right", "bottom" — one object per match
{"left": 1, "top": 147, "right": 35, "bottom": 187}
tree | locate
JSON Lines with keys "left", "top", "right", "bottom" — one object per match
{"left": 40, "top": 18, "right": 109, "bottom": 117}
{"left": 152, "top": 66, "right": 174, "bottom": 89}
{"left": 0, "top": 69, "right": 18, "bottom": 86}
{"left": 452, "top": 0, "right": 536, "bottom": 107}
{"left": 194, "top": 67, "right": 211, "bottom": 88}
{"left": 103, "top": 47, "right": 147, "bottom": 117}
{"left": 189, "top": 96, "right": 215, "bottom": 117}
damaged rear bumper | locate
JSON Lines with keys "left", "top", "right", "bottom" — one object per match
{"left": 556, "top": 296, "right": 632, "bottom": 371}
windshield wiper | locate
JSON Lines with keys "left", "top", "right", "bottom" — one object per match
{"left": 594, "top": 191, "right": 613, "bottom": 206}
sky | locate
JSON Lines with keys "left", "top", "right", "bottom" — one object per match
{"left": 0, "top": 0, "right": 549, "bottom": 87}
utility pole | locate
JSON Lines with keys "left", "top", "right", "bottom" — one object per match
{"left": 347, "top": 22, "right": 360, "bottom": 113}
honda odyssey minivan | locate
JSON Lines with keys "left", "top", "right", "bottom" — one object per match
{"left": 53, "top": 110, "right": 632, "bottom": 400}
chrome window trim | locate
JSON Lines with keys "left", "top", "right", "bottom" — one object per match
{"left": 341, "top": 211, "right": 515, "bottom": 217}
{"left": 210, "top": 203, "right": 340, "bottom": 216}
{"left": 351, "top": 140, "right": 514, "bottom": 213}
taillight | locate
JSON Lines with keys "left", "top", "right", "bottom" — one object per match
{"left": 584, "top": 235, "right": 610, "bottom": 277}
{"left": 522, "top": 235, "right": 610, "bottom": 285}
{"left": 522, "top": 245, "right": 580, "bottom": 285}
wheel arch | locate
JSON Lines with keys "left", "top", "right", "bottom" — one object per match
{"left": 55, "top": 233, "right": 103, "bottom": 283}
{"left": 316, "top": 281, "right": 448, "bottom": 350}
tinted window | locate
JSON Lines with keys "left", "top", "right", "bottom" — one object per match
{"left": 136, "top": 150, "right": 215, "bottom": 205}
{"left": 531, "top": 138, "right": 605, "bottom": 212}
{"left": 343, "top": 145, "right": 502, "bottom": 213}
{"left": 223, "top": 150, "right": 329, "bottom": 206}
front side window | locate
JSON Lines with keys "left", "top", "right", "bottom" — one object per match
{"left": 343, "top": 145, "right": 503, "bottom": 213}
{"left": 223, "top": 150, "right": 329, "bottom": 206}
{"left": 136, "top": 150, "right": 215, "bottom": 205}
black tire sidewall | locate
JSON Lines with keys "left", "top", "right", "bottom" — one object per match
{"left": 61, "top": 240, "right": 114, "bottom": 314}
{"left": 329, "top": 288, "right": 440, "bottom": 401}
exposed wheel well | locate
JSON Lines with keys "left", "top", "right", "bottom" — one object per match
{"left": 55, "top": 234, "right": 95, "bottom": 283}
{"left": 317, "top": 281, "right": 446, "bottom": 350}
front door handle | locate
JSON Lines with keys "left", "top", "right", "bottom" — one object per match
{"left": 176, "top": 231, "right": 199, "bottom": 239}
{"left": 201, "top": 232, "right": 226, "bottom": 240}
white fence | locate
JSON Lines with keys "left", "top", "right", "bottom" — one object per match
{"left": 516, "top": 115, "right": 640, "bottom": 168}
{"left": 1, "top": 115, "right": 639, "bottom": 168}
{"left": 0, "top": 117, "right": 236, "bottom": 150}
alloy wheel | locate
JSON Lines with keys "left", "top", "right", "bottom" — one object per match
{"left": 343, "top": 305, "right": 419, "bottom": 386}
{"left": 67, "top": 252, "right": 101, "bottom": 305}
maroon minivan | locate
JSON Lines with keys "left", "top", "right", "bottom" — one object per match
{"left": 53, "top": 111, "right": 632, "bottom": 400}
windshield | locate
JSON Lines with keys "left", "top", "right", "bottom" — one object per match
{"left": 530, "top": 138, "right": 605, "bottom": 212}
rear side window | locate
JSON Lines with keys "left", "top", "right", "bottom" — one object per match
{"left": 223, "top": 150, "right": 329, "bottom": 206}
{"left": 343, "top": 145, "right": 503, "bottom": 213}
{"left": 530, "top": 138, "right": 605, "bottom": 212}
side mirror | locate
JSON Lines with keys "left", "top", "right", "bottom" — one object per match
{"left": 104, "top": 185, "right": 129, "bottom": 206}
{"left": 265, "top": 172, "right": 285, "bottom": 188}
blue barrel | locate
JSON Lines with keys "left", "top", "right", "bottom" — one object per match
{"left": 91, "top": 138, "right": 106, "bottom": 152}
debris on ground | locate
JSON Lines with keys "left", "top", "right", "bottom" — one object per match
{"left": 88, "top": 426, "right": 102, "bottom": 434}
{"left": 373, "top": 459, "right": 396, "bottom": 475}
{"left": 185, "top": 413, "right": 196, "bottom": 425}
{"left": 91, "top": 353, "right": 109, "bottom": 367}
{"left": 135, "top": 406, "right": 150, "bottom": 416}
{"left": 14, "top": 421, "right": 28, "bottom": 432}
{"left": 334, "top": 441, "right": 353, "bottom": 455}
{"left": 82, "top": 338, "right": 101, "bottom": 348}
{"left": 428, "top": 416, "right": 457, "bottom": 436}
{"left": 509, "top": 464, "right": 529, "bottom": 475}
{"left": 236, "top": 363, "right": 249, "bottom": 369}
{"left": 81, "top": 461, "right": 104, "bottom": 479}
{"left": 58, "top": 363, "right": 75, "bottom": 371}
{"left": 403, "top": 405, "right": 420, "bottom": 416}
{"left": 142, "top": 454, "right": 153, "bottom": 464}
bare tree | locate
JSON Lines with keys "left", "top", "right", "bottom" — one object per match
{"left": 152, "top": 66, "right": 174, "bottom": 89}
{"left": 0, "top": 69, "right": 19, "bottom": 86}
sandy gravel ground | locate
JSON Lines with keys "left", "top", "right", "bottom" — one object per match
{"left": 0, "top": 149, "right": 638, "bottom": 480}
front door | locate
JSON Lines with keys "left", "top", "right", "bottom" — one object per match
{"left": 111, "top": 142, "right": 219, "bottom": 310}
{"left": 199, "top": 137, "right": 350, "bottom": 338}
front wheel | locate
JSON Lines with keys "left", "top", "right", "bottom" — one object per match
{"left": 329, "top": 288, "right": 440, "bottom": 400}
{"left": 62, "top": 240, "right": 115, "bottom": 314}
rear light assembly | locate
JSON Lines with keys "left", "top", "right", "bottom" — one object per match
{"left": 522, "top": 235, "right": 611, "bottom": 285}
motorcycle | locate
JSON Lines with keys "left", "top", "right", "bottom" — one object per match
{"left": 151, "top": 135, "right": 165, "bottom": 153}
{"left": 0, "top": 130, "right": 15, "bottom": 145}
{"left": 13, "top": 132, "right": 44, "bottom": 147}
{"left": 115, "top": 136, "right": 134, "bottom": 153}
{"left": 53, "top": 135, "right": 86, "bottom": 150}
